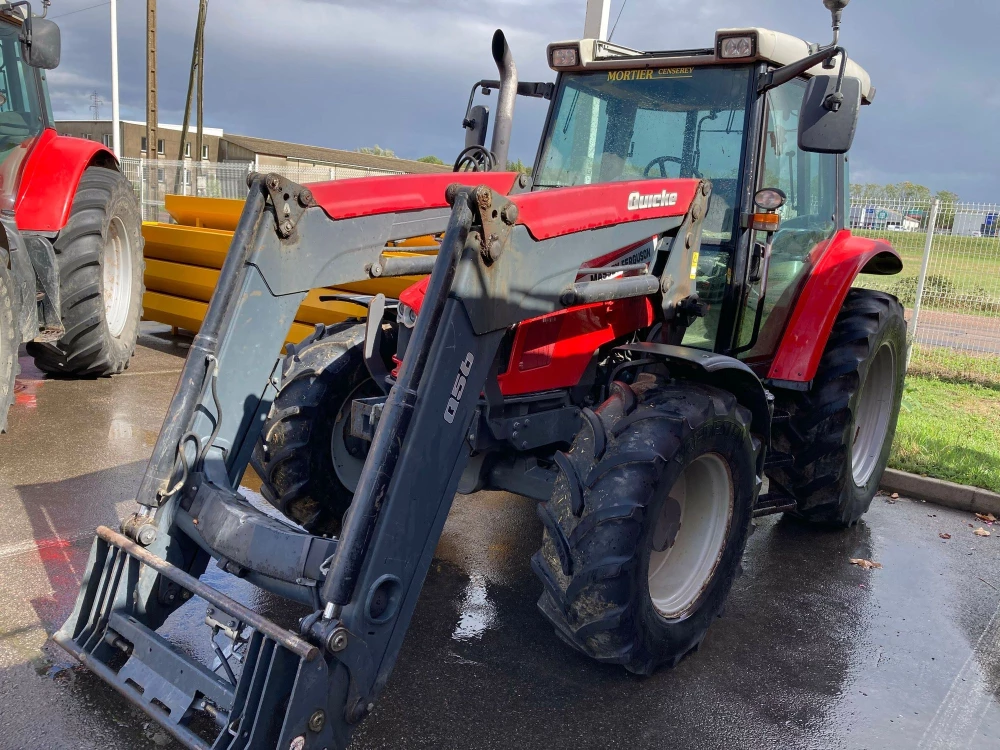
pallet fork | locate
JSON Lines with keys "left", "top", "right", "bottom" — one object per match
{"left": 55, "top": 172, "right": 711, "bottom": 749}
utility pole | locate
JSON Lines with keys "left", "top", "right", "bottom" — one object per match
{"left": 110, "top": 0, "right": 120, "bottom": 157}
{"left": 146, "top": 0, "right": 157, "bottom": 160}
{"left": 584, "top": 0, "right": 611, "bottom": 40}
{"left": 195, "top": 1, "right": 208, "bottom": 164}
{"left": 176, "top": 0, "right": 207, "bottom": 192}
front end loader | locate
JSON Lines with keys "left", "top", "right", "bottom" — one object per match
{"left": 55, "top": 2, "right": 907, "bottom": 747}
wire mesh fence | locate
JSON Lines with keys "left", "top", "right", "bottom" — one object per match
{"left": 120, "top": 158, "right": 404, "bottom": 223}
{"left": 851, "top": 197, "right": 1000, "bottom": 386}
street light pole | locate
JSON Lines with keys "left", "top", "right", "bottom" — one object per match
{"left": 110, "top": 0, "right": 120, "bottom": 158}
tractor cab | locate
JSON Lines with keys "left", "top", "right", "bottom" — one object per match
{"left": 533, "top": 27, "right": 874, "bottom": 363}
{"left": 0, "top": 2, "right": 59, "bottom": 208}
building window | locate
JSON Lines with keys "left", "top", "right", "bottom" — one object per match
{"left": 157, "top": 139, "right": 165, "bottom": 155}
{"left": 202, "top": 145, "right": 209, "bottom": 160}
{"left": 102, "top": 134, "right": 113, "bottom": 148}
{"left": 141, "top": 136, "right": 147, "bottom": 153}
{"left": 184, "top": 142, "right": 191, "bottom": 158}
{"left": 183, "top": 169, "right": 191, "bottom": 187}
{"left": 156, "top": 168, "right": 164, "bottom": 183}
{"left": 82, "top": 133, "right": 92, "bottom": 140}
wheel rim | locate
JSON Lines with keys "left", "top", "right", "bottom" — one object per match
{"left": 851, "top": 342, "right": 896, "bottom": 486}
{"left": 330, "top": 379, "right": 377, "bottom": 492}
{"left": 647, "top": 453, "right": 734, "bottom": 619}
{"left": 102, "top": 215, "right": 133, "bottom": 338}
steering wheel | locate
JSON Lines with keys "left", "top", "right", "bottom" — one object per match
{"left": 643, "top": 155, "right": 683, "bottom": 178}
{"left": 453, "top": 145, "right": 497, "bottom": 173}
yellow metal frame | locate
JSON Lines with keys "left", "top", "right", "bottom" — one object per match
{"left": 142, "top": 195, "right": 433, "bottom": 345}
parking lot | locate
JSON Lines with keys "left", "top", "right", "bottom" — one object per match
{"left": 1, "top": 325, "right": 999, "bottom": 750}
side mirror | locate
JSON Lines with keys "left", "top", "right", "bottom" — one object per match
{"left": 21, "top": 17, "right": 61, "bottom": 70}
{"left": 798, "top": 74, "right": 860, "bottom": 154}
{"left": 463, "top": 104, "right": 490, "bottom": 149}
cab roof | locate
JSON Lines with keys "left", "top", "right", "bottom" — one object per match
{"left": 547, "top": 27, "right": 875, "bottom": 104}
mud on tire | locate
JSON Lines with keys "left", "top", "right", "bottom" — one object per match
{"left": 26, "top": 167, "right": 144, "bottom": 376}
{"left": 0, "top": 258, "right": 17, "bottom": 433}
{"left": 769, "top": 289, "right": 906, "bottom": 527}
{"left": 251, "top": 322, "right": 378, "bottom": 536}
{"left": 531, "top": 375, "right": 758, "bottom": 675}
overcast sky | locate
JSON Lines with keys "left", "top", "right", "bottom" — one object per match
{"left": 48, "top": 0, "right": 1000, "bottom": 201}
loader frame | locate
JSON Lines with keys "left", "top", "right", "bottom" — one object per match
{"left": 56, "top": 172, "right": 716, "bottom": 749}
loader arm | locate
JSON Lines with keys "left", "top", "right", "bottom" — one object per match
{"left": 55, "top": 171, "right": 711, "bottom": 750}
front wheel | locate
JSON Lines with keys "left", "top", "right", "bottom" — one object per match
{"left": 26, "top": 167, "right": 144, "bottom": 376}
{"left": 769, "top": 289, "right": 907, "bottom": 526}
{"left": 531, "top": 375, "right": 758, "bottom": 675}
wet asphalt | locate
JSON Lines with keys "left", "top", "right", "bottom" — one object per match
{"left": 1, "top": 324, "right": 999, "bottom": 750}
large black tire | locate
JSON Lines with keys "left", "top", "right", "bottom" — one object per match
{"left": 26, "top": 167, "right": 144, "bottom": 376}
{"left": 251, "top": 322, "right": 377, "bottom": 536}
{"left": 769, "top": 289, "right": 906, "bottom": 526}
{"left": 0, "top": 259, "right": 17, "bottom": 433}
{"left": 531, "top": 375, "right": 758, "bottom": 675}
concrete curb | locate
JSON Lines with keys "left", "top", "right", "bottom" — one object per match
{"left": 881, "top": 468, "right": 1000, "bottom": 517}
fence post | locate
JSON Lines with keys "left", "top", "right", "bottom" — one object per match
{"left": 907, "top": 199, "right": 940, "bottom": 369}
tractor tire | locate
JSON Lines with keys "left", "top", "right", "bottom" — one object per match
{"left": 769, "top": 289, "right": 906, "bottom": 526}
{"left": 531, "top": 375, "right": 758, "bottom": 675}
{"left": 0, "top": 259, "right": 17, "bottom": 433}
{"left": 251, "top": 322, "right": 378, "bottom": 536}
{"left": 26, "top": 167, "right": 144, "bottom": 377}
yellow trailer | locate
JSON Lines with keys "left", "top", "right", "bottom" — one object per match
{"left": 141, "top": 195, "right": 433, "bottom": 345}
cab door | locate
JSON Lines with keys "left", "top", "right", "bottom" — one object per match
{"left": 734, "top": 76, "right": 845, "bottom": 366}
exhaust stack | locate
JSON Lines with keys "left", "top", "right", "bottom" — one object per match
{"left": 490, "top": 29, "right": 517, "bottom": 171}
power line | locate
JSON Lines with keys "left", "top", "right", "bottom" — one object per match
{"left": 50, "top": 1, "right": 111, "bottom": 20}
{"left": 608, "top": 0, "right": 628, "bottom": 41}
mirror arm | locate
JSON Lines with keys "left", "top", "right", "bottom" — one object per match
{"left": 757, "top": 45, "right": 844, "bottom": 96}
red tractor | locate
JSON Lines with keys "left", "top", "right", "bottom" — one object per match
{"left": 0, "top": 2, "right": 144, "bottom": 432}
{"left": 57, "top": 2, "right": 907, "bottom": 747}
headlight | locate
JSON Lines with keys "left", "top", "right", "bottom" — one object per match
{"left": 754, "top": 188, "right": 787, "bottom": 211}
{"left": 550, "top": 46, "right": 579, "bottom": 68}
{"left": 718, "top": 34, "right": 755, "bottom": 59}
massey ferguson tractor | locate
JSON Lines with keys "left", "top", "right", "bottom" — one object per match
{"left": 0, "top": 2, "right": 144, "bottom": 432}
{"left": 56, "top": 2, "right": 906, "bottom": 747}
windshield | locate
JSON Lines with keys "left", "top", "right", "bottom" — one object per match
{"left": 535, "top": 66, "right": 752, "bottom": 242}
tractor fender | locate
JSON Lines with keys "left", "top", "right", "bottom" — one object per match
{"left": 615, "top": 341, "right": 771, "bottom": 450}
{"left": 768, "top": 229, "right": 902, "bottom": 384}
{"left": 14, "top": 129, "right": 119, "bottom": 233}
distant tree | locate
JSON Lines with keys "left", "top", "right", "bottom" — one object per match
{"left": 417, "top": 155, "right": 445, "bottom": 165}
{"left": 934, "top": 190, "right": 960, "bottom": 230}
{"left": 358, "top": 145, "right": 396, "bottom": 157}
{"left": 506, "top": 158, "right": 532, "bottom": 176}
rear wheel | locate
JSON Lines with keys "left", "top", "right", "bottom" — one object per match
{"left": 26, "top": 167, "right": 144, "bottom": 376}
{"left": 251, "top": 322, "right": 376, "bottom": 536}
{"left": 531, "top": 375, "right": 757, "bottom": 675}
{"left": 0, "top": 259, "right": 17, "bottom": 433}
{"left": 769, "top": 289, "right": 906, "bottom": 526}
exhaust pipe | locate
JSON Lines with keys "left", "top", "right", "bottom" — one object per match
{"left": 490, "top": 29, "right": 517, "bottom": 171}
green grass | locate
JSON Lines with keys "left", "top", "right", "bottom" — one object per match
{"left": 908, "top": 345, "right": 1000, "bottom": 389}
{"left": 890, "top": 374, "right": 1000, "bottom": 493}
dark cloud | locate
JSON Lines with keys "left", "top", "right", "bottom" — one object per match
{"left": 48, "top": 0, "right": 999, "bottom": 199}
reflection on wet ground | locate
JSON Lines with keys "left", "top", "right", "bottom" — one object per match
{"left": 0, "top": 325, "right": 999, "bottom": 749}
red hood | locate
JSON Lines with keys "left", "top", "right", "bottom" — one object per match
{"left": 395, "top": 177, "right": 701, "bottom": 314}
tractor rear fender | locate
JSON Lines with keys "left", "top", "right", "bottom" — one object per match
{"left": 617, "top": 341, "right": 771, "bottom": 453}
{"left": 768, "top": 230, "right": 901, "bottom": 385}
{"left": 14, "top": 129, "right": 118, "bottom": 233}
